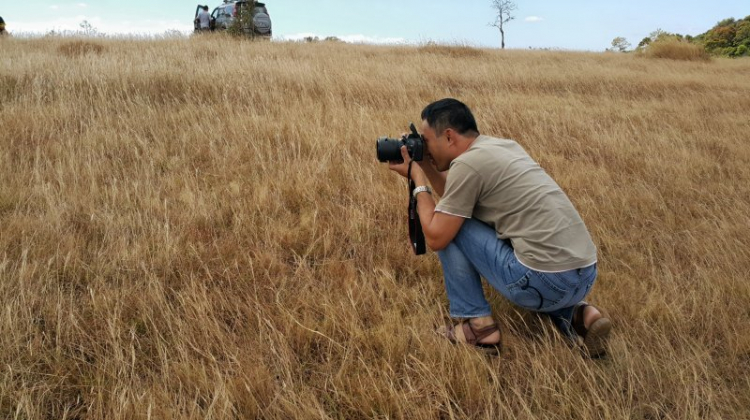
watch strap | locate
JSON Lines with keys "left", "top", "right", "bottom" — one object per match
{"left": 412, "top": 185, "right": 432, "bottom": 198}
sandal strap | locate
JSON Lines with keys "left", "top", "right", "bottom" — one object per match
{"left": 461, "top": 322, "right": 499, "bottom": 345}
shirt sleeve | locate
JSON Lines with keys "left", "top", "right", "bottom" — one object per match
{"left": 435, "top": 161, "right": 483, "bottom": 218}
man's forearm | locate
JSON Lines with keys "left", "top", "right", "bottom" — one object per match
{"left": 412, "top": 171, "right": 438, "bottom": 238}
{"left": 420, "top": 164, "right": 447, "bottom": 196}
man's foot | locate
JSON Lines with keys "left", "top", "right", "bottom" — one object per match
{"left": 572, "top": 302, "right": 612, "bottom": 358}
{"left": 437, "top": 316, "right": 502, "bottom": 355}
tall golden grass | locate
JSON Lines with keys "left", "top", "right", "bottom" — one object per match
{"left": 1, "top": 34, "right": 750, "bottom": 419}
{"left": 641, "top": 39, "right": 712, "bottom": 61}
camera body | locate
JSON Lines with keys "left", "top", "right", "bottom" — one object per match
{"left": 376, "top": 123, "right": 424, "bottom": 163}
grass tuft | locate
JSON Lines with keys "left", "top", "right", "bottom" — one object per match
{"left": 57, "top": 39, "right": 105, "bottom": 57}
{"left": 641, "top": 39, "right": 711, "bottom": 61}
{"left": 417, "top": 43, "right": 486, "bottom": 58}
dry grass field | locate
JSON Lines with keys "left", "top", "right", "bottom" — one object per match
{"left": 1, "top": 34, "right": 750, "bottom": 419}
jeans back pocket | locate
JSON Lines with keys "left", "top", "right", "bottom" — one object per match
{"left": 508, "top": 270, "right": 568, "bottom": 311}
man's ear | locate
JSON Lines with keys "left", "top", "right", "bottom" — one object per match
{"left": 445, "top": 128, "right": 455, "bottom": 145}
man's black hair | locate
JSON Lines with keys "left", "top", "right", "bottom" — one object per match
{"left": 203, "top": 5, "right": 209, "bottom": 10}
{"left": 421, "top": 98, "right": 479, "bottom": 136}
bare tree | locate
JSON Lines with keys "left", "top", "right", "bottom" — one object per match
{"left": 489, "top": 0, "right": 517, "bottom": 49}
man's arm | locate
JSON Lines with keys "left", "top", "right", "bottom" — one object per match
{"left": 388, "top": 147, "right": 465, "bottom": 251}
{"left": 411, "top": 169, "right": 465, "bottom": 251}
{"left": 418, "top": 161, "right": 447, "bottom": 197}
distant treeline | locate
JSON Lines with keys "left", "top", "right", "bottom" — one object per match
{"left": 638, "top": 16, "right": 750, "bottom": 57}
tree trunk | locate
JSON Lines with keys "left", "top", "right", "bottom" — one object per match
{"left": 500, "top": 28, "right": 505, "bottom": 49}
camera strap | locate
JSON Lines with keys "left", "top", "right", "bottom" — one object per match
{"left": 407, "top": 161, "right": 426, "bottom": 255}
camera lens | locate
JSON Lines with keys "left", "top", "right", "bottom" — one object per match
{"left": 376, "top": 137, "right": 405, "bottom": 162}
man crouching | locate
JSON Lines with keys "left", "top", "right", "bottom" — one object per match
{"left": 386, "top": 98, "right": 612, "bottom": 357}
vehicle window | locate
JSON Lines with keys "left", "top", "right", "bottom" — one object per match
{"left": 211, "top": 8, "right": 219, "bottom": 18}
{"left": 225, "top": 4, "right": 234, "bottom": 15}
{"left": 254, "top": 6, "right": 267, "bottom": 15}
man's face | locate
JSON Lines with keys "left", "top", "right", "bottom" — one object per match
{"left": 420, "top": 120, "right": 452, "bottom": 172}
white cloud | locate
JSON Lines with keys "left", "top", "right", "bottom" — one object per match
{"left": 49, "top": 5, "right": 60, "bottom": 10}
{"left": 524, "top": 16, "right": 544, "bottom": 23}
{"left": 279, "top": 33, "right": 407, "bottom": 45}
{"left": 11, "top": 16, "right": 192, "bottom": 35}
{"left": 77, "top": 3, "right": 88, "bottom": 8}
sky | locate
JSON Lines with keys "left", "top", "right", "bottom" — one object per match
{"left": 1, "top": 0, "right": 748, "bottom": 51}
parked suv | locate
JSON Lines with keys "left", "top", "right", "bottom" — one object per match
{"left": 197, "top": 1, "right": 272, "bottom": 38}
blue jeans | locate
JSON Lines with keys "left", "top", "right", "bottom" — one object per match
{"left": 437, "top": 219, "right": 597, "bottom": 338}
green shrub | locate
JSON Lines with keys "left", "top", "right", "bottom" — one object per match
{"left": 228, "top": 0, "right": 256, "bottom": 38}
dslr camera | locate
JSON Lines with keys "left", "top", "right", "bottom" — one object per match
{"left": 376, "top": 123, "right": 424, "bottom": 163}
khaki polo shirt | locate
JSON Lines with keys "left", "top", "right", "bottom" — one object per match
{"left": 435, "top": 135, "right": 597, "bottom": 272}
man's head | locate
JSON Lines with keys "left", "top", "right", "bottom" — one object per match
{"left": 420, "top": 98, "right": 480, "bottom": 171}
{"left": 202, "top": 5, "right": 209, "bottom": 11}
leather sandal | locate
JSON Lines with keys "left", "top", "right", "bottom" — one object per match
{"left": 572, "top": 301, "right": 612, "bottom": 358}
{"left": 440, "top": 320, "right": 502, "bottom": 355}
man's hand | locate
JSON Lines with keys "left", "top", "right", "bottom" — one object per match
{"left": 388, "top": 146, "right": 414, "bottom": 178}
{"left": 389, "top": 146, "right": 429, "bottom": 185}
